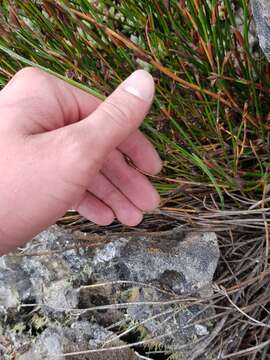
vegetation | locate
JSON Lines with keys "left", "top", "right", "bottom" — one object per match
{"left": 0, "top": 1, "right": 270, "bottom": 359}
{"left": 1, "top": 0, "right": 270, "bottom": 204}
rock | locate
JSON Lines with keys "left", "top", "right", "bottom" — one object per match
{"left": 90, "top": 231, "right": 219, "bottom": 355}
{"left": 0, "top": 226, "right": 220, "bottom": 359}
{"left": 18, "top": 322, "right": 137, "bottom": 360}
{"left": 92, "top": 232, "right": 219, "bottom": 294}
{"left": 251, "top": 0, "right": 270, "bottom": 60}
{"left": 0, "top": 227, "right": 92, "bottom": 316}
{"left": 0, "top": 286, "right": 19, "bottom": 310}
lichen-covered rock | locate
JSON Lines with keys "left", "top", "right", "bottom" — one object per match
{"left": 0, "top": 226, "right": 220, "bottom": 359}
{"left": 251, "top": 0, "right": 270, "bottom": 60}
{"left": 92, "top": 232, "right": 219, "bottom": 295}
{"left": 18, "top": 322, "right": 137, "bottom": 360}
{"left": 0, "top": 227, "right": 92, "bottom": 316}
{"left": 90, "top": 231, "right": 219, "bottom": 354}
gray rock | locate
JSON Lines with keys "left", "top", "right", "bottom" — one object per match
{"left": 93, "top": 231, "right": 219, "bottom": 296}
{"left": 251, "top": 0, "right": 270, "bottom": 60}
{"left": 88, "top": 230, "right": 219, "bottom": 357}
{"left": 0, "top": 227, "right": 92, "bottom": 316}
{"left": 18, "top": 321, "right": 137, "bottom": 360}
{"left": 0, "top": 226, "right": 220, "bottom": 359}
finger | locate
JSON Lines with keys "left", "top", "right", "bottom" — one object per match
{"left": 4, "top": 69, "right": 161, "bottom": 174}
{"left": 68, "top": 70, "right": 155, "bottom": 159}
{"left": 0, "top": 67, "right": 102, "bottom": 132}
{"left": 2, "top": 68, "right": 161, "bottom": 175}
{"left": 118, "top": 130, "right": 162, "bottom": 175}
{"left": 16, "top": 70, "right": 155, "bottom": 194}
{"left": 76, "top": 192, "right": 115, "bottom": 226}
{"left": 101, "top": 149, "right": 160, "bottom": 211}
{"left": 88, "top": 173, "right": 143, "bottom": 226}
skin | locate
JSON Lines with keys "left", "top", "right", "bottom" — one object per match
{"left": 0, "top": 68, "right": 162, "bottom": 255}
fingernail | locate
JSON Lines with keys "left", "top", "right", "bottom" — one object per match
{"left": 122, "top": 70, "right": 155, "bottom": 101}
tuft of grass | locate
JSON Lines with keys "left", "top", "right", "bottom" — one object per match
{"left": 0, "top": 0, "right": 269, "bottom": 208}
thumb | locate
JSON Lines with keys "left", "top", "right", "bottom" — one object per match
{"left": 69, "top": 69, "right": 155, "bottom": 159}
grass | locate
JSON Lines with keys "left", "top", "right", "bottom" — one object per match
{"left": 0, "top": 0, "right": 270, "bottom": 359}
{"left": 1, "top": 0, "right": 270, "bottom": 206}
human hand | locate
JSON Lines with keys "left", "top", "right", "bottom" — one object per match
{"left": 0, "top": 68, "right": 162, "bottom": 254}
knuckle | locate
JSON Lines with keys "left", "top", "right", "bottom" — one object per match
{"left": 15, "top": 67, "right": 44, "bottom": 81}
{"left": 101, "top": 99, "right": 133, "bottom": 128}
{"left": 1, "top": 67, "right": 48, "bottom": 97}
